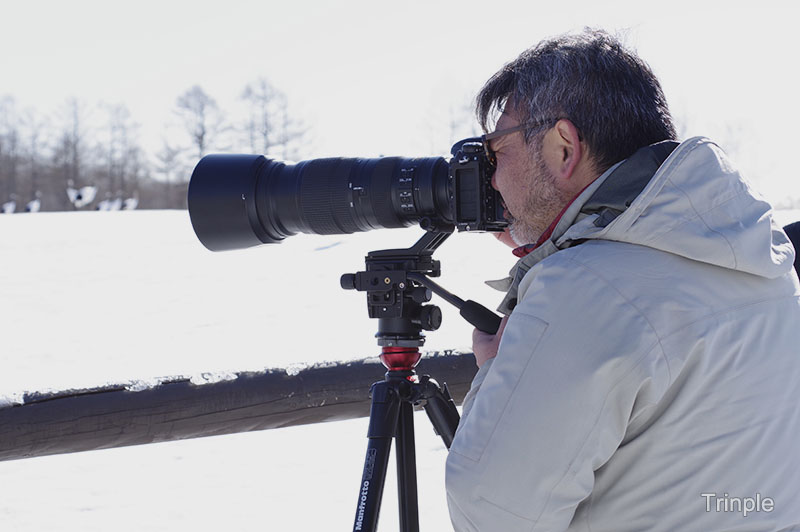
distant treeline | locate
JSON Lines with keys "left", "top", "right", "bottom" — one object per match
{"left": 0, "top": 79, "right": 307, "bottom": 213}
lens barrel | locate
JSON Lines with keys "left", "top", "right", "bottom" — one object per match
{"left": 188, "top": 154, "right": 451, "bottom": 251}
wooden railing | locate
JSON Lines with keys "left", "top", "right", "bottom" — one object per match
{"left": 0, "top": 351, "right": 477, "bottom": 462}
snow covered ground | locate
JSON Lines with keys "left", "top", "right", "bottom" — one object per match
{"left": 2, "top": 208, "right": 798, "bottom": 531}
{"left": 0, "top": 210, "right": 517, "bottom": 531}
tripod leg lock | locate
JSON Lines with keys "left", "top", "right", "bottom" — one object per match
{"left": 367, "top": 381, "right": 403, "bottom": 439}
{"left": 413, "top": 375, "right": 460, "bottom": 449}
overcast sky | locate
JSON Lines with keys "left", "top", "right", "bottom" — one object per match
{"left": 2, "top": 0, "right": 798, "bottom": 205}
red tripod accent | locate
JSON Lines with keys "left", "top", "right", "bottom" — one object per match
{"left": 379, "top": 347, "right": 421, "bottom": 372}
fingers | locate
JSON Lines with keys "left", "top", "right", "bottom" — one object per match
{"left": 472, "top": 327, "right": 491, "bottom": 346}
{"left": 496, "top": 315, "right": 510, "bottom": 335}
{"left": 472, "top": 315, "right": 510, "bottom": 368}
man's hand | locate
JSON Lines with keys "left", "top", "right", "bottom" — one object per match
{"left": 472, "top": 315, "right": 510, "bottom": 368}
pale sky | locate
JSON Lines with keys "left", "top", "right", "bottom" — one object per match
{"left": 2, "top": 0, "right": 799, "bottom": 205}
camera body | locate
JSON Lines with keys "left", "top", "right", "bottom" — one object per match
{"left": 446, "top": 138, "right": 505, "bottom": 233}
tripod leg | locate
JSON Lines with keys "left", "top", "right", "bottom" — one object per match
{"left": 353, "top": 381, "right": 400, "bottom": 532}
{"left": 395, "top": 401, "right": 420, "bottom": 532}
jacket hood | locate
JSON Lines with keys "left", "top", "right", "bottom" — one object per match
{"left": 560, "top": 136, "right": 794, "bottom": 279}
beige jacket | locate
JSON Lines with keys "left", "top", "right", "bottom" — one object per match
{"left": 446, "top": 138, "right": 800, "bottom": 531}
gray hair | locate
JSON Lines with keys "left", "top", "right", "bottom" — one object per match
{"left": 477, "top": 29, "right": 676, "bottom": 172}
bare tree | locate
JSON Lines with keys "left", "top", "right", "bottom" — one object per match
{"left": 20, "top": 107, "right": 48, "bottom": 208}
{"left": 240, "top": 78, "right": 307, "bottom": 160}
{"left": 94, "top": 103, "right": 145, "bottom": 199}
{"left": 174, "top": 85, "right": 228, "bottom": 159}
{"left": 155, "top": 139, "right": 184, "bottom": 182}
{"left": 122, "top": 145, "right": 148, "bottom": 205}
{"left": 0, "top": 96, "right": 22, "bottom": 206}
{"left": 155, "top": 139, "right": 189, "bottom": 208}
{"left": 52, "top": 98, "right": 92, "bottom": 209}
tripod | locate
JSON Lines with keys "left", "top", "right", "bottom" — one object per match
{"left": 341, "top": 227, "right": 501, "bottom": 532}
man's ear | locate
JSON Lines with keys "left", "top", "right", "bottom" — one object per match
{"left": 550, "top": 118, "right": 584, "bottom": 181}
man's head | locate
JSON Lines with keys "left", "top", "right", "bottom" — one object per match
{"left": 478, "top": 29, "right": 676, "bottom": 245}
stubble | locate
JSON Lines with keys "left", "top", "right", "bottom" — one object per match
{"left": 507, "top": 146, "right": 571, "bottom": 246}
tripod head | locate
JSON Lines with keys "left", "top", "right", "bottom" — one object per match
{"left": 341, "top": 226, "right": 451, "bottom": 371}
{"left": 341, "top": 223, "right": 501, "bottom": 372}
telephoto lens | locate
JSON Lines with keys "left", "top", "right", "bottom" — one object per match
{"left": 188, "top": 155, "right": 451, "bottom": 251}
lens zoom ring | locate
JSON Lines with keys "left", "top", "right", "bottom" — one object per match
{"left": 299, "top": 159, "right": 360, "bottom": 234}
{"left": 370, "top": 158, "right": 402, "bottom": 228}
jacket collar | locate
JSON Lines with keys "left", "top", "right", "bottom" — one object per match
{"left": 491, "top": 140, "right": 679, "bottom": 315}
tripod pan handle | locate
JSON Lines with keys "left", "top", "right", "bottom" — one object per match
{"left": 460, "top": 300, "right": 502, "bottom": 334}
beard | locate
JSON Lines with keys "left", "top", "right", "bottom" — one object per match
{"left": 505, "top": 148, "right": 571, "bottom": 246}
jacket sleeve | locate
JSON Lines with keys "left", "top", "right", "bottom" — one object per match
{"left": 460, "top": 358, "right": 494, "bottom": 418}
{"left": 446, "top": 260, "right": 668, "bottom": 531}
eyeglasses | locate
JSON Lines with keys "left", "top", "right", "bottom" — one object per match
{"left": 480, "top": 117, "right": 561, "bottom": 166}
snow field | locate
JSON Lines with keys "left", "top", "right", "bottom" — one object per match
{"left": 0, "top": 210, "right": 516, "bottom": 530}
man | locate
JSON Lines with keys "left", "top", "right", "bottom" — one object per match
{"left": 446, "top": 30, "right": 800, "bottom": 531}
